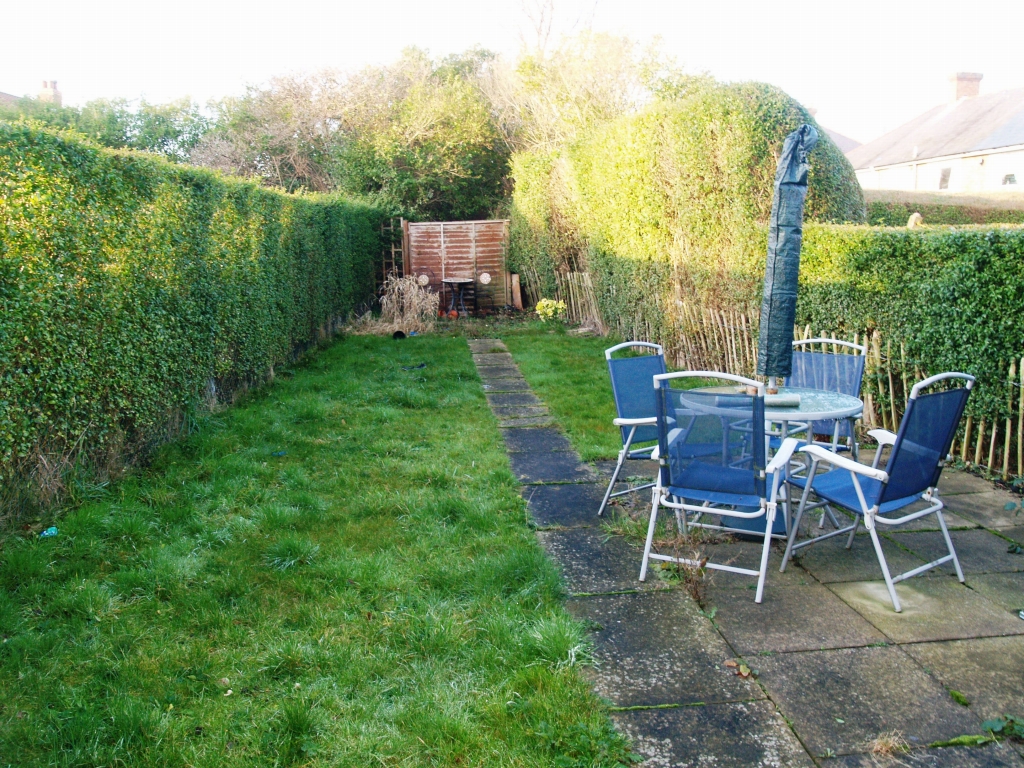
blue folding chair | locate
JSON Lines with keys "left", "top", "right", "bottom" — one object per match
{"left": 639, "top": 372, "right": 800, "bottom": 602}
{"left": 780, "top": 372, "right": 974, "bottom": 612}
{"left": 784, "top": 338, "right": 867, "bottom": 455}
{"left": 597, "top": 342, "right": 667, "bottom": 517}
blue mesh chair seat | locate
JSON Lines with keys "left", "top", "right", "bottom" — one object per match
{"left": 640, "top": 372, "right": 801, "bottom": 603}
{"left": 780, "top": 373, "right": 974, "bottom": 612}
{"left": 597, "top": 342, "right": 668, "bottom": 516}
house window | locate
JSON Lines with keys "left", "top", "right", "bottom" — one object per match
{"left": 1004, "top": 174, "right": 1018, "bottom": 185}
{"left": 939, "top": 168, "right": 951, "bottom": 189}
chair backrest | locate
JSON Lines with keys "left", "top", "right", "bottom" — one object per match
{"left": 786, "top": 339, "right": 866, "bottom": 438}
{"left": 654, "top": 372, "right": 766, "bottom": 499}
{"left": 786, "top": 339, "right": 866, "bottom": 395}
{"left": 879, "top": 373, "right": 974, "bottom": 504}
{"left": 606, "top": 342, "right": 667, "bottom": 445}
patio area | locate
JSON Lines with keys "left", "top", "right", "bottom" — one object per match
{"left": 473, "top": 337, "right": 1024, "bottom": 766}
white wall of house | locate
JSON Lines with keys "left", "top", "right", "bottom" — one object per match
{"left": 856, "top": 146, "right": 1024, "bottom": 193}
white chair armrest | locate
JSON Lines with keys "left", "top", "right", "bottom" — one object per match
{"left": 867, "top": 429, "right": 897, "bottom": 447}
{"left": 800, "top": 444, "right": 889, "bottom": 482}
{"left": 766, "top": 437, "right": 802, "bottom": 474}
{"left": 613, "top": 417, "right": 657, "bottom": 426}
{"left": 650, "top": 445, "right": 660, "bottom": 460}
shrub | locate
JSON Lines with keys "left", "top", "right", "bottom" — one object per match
{"left": 0, "top": 124, "right": 384, "bottom": 508}
{"left": 866, "top": 200, "right": 1024, "bottom": 227}
{"left": 535, "top": 298, "right": 567, "bottom": 322}
{"left": 507, "top": 79, "right": 865, "bottom": 342}
{"left": 799, "top": 224, "right": 1024, "bottom": 418}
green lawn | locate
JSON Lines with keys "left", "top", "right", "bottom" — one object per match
{"left": 499, "top": 325, "right": 625, "bottom": 463}
{"left": 0, "top": 334, "right": 634, "bottom": 767}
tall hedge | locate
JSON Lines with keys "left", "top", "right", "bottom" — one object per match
{"left": 0, "top": 124, "right": 383, "bottom": 490}
{"left": 508, "top": 80, "right": 865, "bottom": 345}
{"left": 800, "top": 224, "right": 1024, "bottom": 417}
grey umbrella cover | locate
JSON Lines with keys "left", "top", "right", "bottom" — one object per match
{"left": 756, "top": 124, "right": 819, "bottom": 378}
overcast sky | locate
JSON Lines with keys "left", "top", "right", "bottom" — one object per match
{"left": 3, "top": 0, "right": 1023, "bottom": 145}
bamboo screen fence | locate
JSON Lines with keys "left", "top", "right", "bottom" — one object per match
{"left": 552, "top": 271, "right": 1024, "bottom": 482}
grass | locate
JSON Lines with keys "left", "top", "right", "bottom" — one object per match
{"left": 498, "top": 323, "right": 624, "bottom": 462}
{"left": 0, "top": 334, "right": 635, "bottom": 767}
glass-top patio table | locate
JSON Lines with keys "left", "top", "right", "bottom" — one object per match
{"left": 691, "top": 385, "right": 864, "bottom": 458}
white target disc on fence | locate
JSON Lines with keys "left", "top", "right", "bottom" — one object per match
{"left": 417, "top": 274, "right": 429, "bottom": 286}
{"left": 478, "top": 272, "right": 492, "bottom": 285}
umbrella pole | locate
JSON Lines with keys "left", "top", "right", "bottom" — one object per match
{"left": 768, "top": 376, "right": 778, "bottom": 395}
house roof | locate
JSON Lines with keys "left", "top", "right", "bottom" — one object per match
{"left": 824, "top": 127, "right": 861, "bottom": 154}
{"left": 847, "top": 87, "right": 1024, "bottom": 169}
{"left": 0, "top": 91, "right": 20, "bottom": 106}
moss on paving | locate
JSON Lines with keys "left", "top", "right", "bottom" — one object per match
{"left": 0, "top": 334, "right": 634, "bottom": 766}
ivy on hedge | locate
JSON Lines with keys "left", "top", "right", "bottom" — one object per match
{"left": 507, "top": 80, "right": 864, "bottom": 352}
{"left": 800, "top": 224, "right": 1024, "bottom": 417}
{"left": 0, "top": 124, "right": 383, "bottom": 482}
{"left": 507, "top": 80, "right": 1024, "bottom": 421}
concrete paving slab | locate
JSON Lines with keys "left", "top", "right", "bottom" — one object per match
{"left": 537, "top": 528, "right": 659, "bottom": 594}
{"left": 612, "top": 700, "right": 815, "bottom": 768}
{"left": 481, "top": 378, "right": 532, "bottom": 392}
{"left": 755, "top": 645, "right": 982, "bottom": 756}
{"left": 686, "top": 539, "right": 814, "bottom": 588}
{"left": 502, "top": 427, "right": 572, "bottom": 453}
{"left": 889, "top": 529, "right": 1024, "bottom": 575}
{"left": 522, "top": 483, "right": 604, "bottom": 527}
{"left": 492, "top": 405, "right": 550, "bottom": 418}
{"left": 567, "top": 591, "right": 760, "bottom": 707}
{"left": 508, "top": 450, "right": 596, "bottom": 484}
{"left": 875, "top": 501, "right": 980, "bottom": 531}
{"left": 467, "top": 338, "right": 506, "bottom": 354}
{"left": 1003, "top": 526, "right": 1024, "bottom": 546}
{"left": 472, "top": 352, "right": 515, "bottom": 366}
{"left": 903, "top": 636, "right": 1024, "bottom": 722}
{"left": 945, "top": 492, "right": 1024, "bottom": 530}
{"left": 938, "top": 470, "right": 999, "bottom": 496}
{"left": 832, "top": 743, "right": 1024, "bottom": 767}
{"left": 965, "top": 572, "right": 1024, "bottom": 614}
{"left": 499, "top": 415, "right": 556, "bottom": 428}
{"left": 787, "top": 529, "right": 928, "bottom": 584}
{"left": 476, "top": 365, "right": 526, "bottom": 380}
{"left": 709, "top": 583, "right": 887, "bottom": 654}
{"left": 830, "top": 577, "right": 1024, "bottom": 644}
{"left": 592, "top": 459, "right": 659, "bottom": 478}
{"left": 786, "top": 497, "right": 975, "bottom": 533}
{"left": 486, "top": 392, "right": 542, "bottom": 407}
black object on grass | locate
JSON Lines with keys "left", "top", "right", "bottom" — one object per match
{"left": 402, "top": 363, "right": 427, "bottom": 370}
{"left": 392, "top": 331, "right": 406, "bottom": 340}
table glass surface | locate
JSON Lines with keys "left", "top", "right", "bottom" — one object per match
{"left": 691, "top": 386, "right": 863, "bottom": 421}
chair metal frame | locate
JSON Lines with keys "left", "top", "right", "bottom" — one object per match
{"left": 639, "top": 371, "right": 800, "bottom": 603}
{"left": 779, "top": 372, "right": 974, "bottom": 612}
{"left": 597, "top": 341, "right": 666, "bottom": 517}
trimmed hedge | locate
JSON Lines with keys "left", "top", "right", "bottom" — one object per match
{"left": 800, "top": 224, "right": 1024, "bottom": 417}
{"left": 508, "top": 81, "right": 1024, "bottom": 422}
{"left": 508, "top": 80, "right": 864, "bottom": 346}
{"left": 867, "top": 200, "right": 1024, "bottom": 227}
{"left": 0, "top": 124, "right": 383, "bottom": 490}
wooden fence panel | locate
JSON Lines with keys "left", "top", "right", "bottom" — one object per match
{"left": 406, "top": 220, "right": 509, "bottom": 311}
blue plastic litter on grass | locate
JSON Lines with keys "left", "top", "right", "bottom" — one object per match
{"left": 39, "top": 526, "right": 58, "bottom": 538}
{"left": 272, "top": 451, "right": 287, "bottom": 457}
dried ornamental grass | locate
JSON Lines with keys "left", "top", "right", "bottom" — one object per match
{"left": 351, "top": 274, "right": 440, "bottom": 335}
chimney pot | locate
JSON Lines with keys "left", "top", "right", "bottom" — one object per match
{"left": 950, "top": 72, "right": 983, "bottom": 102}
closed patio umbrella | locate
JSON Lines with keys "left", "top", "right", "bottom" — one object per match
{"left": 756, "top": 124, "right": 818, "bottom": 392}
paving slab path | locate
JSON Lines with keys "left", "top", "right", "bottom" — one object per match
{"left": 469, "top": 338, "right": 1024, "bottom": 767}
